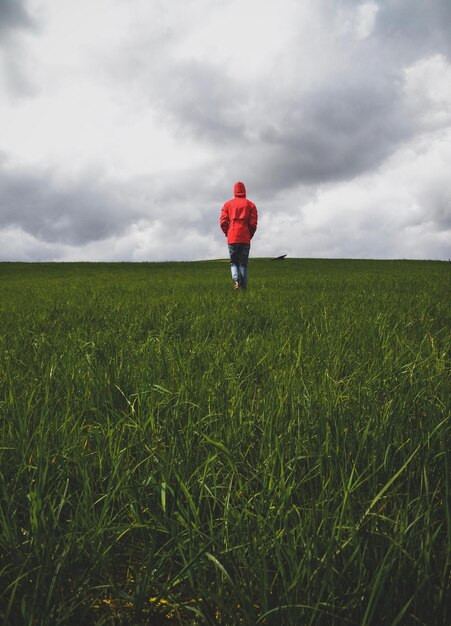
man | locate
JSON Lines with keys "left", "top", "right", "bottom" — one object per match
{"left": 220, "top": 181, "right": 258, "bottom": 290}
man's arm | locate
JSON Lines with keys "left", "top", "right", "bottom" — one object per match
{"left": 249, "top": 203, "right": 258, "bottom": 239}
{"left": 220, "top": 203, "right": 230, "bottom": 236}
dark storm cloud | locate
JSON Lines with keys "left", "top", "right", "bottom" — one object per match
{"left": 0, "top": 0, "right": 34, "bottom": 35}
{"left": 0, "top": 163, "right": 141, "bottom": 245}
{"left": 114, "top": 41, "right": 245, "bottom": 145}
{"left": 160, "top": 60, "right": 245, "bottom": 143}
{"left": 0, "top": 0, "right": 38, "bottom": 97}
{"left": 254, "top": 79, "right": 410, "bottom": 190}
{"left": 375, "top": 0, "right": 451, "bottom": 60}
{"left": 208, "top": 66, "right": 415, "bottom": 199}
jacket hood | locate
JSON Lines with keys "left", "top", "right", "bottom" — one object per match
{"left": 234, "top": 181, "right": 246, "bottom": 198}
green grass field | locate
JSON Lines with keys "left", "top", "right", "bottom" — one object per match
{"left": 0, "top": 259, "right": 450, "bottom": 625}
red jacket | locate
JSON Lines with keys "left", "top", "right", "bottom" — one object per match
{"left": 220, "top": 182, "right": 258, "bottom": 244}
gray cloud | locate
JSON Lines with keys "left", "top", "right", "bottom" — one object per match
{"left": 254, "top": 80, "right": 410, "bottom": 189}
{"left": 418, "top": 185, "right": 451, "bottom": 231}
{"left": 375, "top": 0, "right": 451, "bottom": 60}
{"left": 0, "top": 0, "right": 34, "bottom": 35}
{"left": 160, "top": 60, "right": 245, "bottom": 143}
{"left": 0, "top": 0, "right": 38, "bottom": 97}
{"left": 0, "top": 163, "right": 142, "bottom": 245}
{"left": 0, "top": 156, "right": 228, "bottom": 251}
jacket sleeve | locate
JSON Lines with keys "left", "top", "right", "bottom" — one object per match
{"left": 220, "top": 203, "right": 229, "bottom": 236}
{"left": 249, "top": 203, "right": 258, "bottom": 238}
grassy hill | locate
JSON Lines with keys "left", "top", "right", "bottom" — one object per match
{"left": 0, "top": 259, "right": 449, "bottom": 625}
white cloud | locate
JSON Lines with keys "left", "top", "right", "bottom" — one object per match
{"left": 355, "top": 2, "right": 379, "bottom": 40}
{"left": 0, "top": 225, "right": 63, "bottom": 261}
{"left": 403, "top": 54, "right": 451, "bottom": 130}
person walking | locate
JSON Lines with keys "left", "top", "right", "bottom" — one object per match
{"left": 220, "top": 181, "right": 258, "bottom": 290}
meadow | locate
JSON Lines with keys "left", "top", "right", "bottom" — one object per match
{"left": 0, "top": 259, "right": 449, "bottom": 626}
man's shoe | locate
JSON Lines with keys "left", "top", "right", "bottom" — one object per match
{"left": 233, "top": 281, "right": 240, "bottom": 290}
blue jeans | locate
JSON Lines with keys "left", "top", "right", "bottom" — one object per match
{"left": 228, "top": 243, "right": 250, "bottom": 289}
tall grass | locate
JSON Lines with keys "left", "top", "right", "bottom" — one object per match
{"left": 0, "top": 259, "right": 449, "bottom": 625}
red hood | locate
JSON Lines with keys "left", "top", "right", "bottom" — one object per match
{"left": 234, "top": 181, "right": 246, "bottom": 198}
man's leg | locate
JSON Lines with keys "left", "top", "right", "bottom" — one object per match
{"left": 238, "top": 244, "right": 250, "bottom": 289}
{"left": 228, "top": 244, "right": 240, "bottom": 288}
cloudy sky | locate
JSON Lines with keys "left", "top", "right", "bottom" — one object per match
{"left": 1, "top": 0, "right": 450, "bottom": 261}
